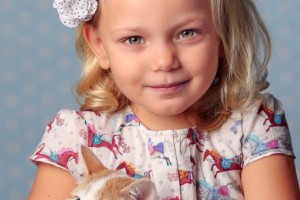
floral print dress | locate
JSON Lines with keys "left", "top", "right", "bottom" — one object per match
{"left": 30, "top": 93, "right": 294, "bottom": 200}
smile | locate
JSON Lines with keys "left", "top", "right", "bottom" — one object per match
{"left": 146, "top": 80, "right": 190, "bottom": 94}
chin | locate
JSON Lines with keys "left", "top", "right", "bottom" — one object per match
{"left": 152, "top": 105, "right": 189, "bottom": 117}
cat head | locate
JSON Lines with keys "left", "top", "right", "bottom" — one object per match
{"left": 67, "top": 145, "right": 157, "bottom": 200}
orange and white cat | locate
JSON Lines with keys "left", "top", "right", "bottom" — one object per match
{"left": 67, "top": 145, "right": 157, "bottom": 200}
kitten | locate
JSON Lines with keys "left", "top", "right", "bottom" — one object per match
{"left": 67, "top": 145, "right": 157, "bottom": 200}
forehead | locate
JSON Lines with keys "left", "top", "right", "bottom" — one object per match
{"left": 98, "top": 0, "right": 212, "bottom": 28}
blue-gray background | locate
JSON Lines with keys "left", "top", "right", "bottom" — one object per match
{"left": 0, "top": 0, "right": 299, "bottom": 199}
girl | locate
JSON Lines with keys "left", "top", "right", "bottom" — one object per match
{"left": 28, "top": 0, "right": 300, "bottom": 199}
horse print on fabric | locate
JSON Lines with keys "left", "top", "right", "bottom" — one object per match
{"left": 116, "top": 161, "right": 146, "bottom": 179}
{"left": 257, "top": 103, "right": 288, "bottom": 132}
{"left": 242, "top": 134, "right": 292, "bottom": 156}
{"left": 203, "top": 149, "right": 242, "bottom": 178}
{"left": 87, "top": 124, "right": 122, "bottom": 159}
{"left": 33, "top": 143, "right": 78, "bottom": 170}
{"left": 148, "top": 138, "right": 173, "bottom": 166}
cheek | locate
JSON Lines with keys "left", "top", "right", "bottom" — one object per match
{"left": 186, "top": 46, "right": 219, "bottom": 76}
{"left": 108, "top": 54, "right": 145, "bottom": 85}
{"left": 110, "top": 66, "right": 140, "bottom": 96}
{"left": 110, "top": 69, "right": 128, "bottom": 87}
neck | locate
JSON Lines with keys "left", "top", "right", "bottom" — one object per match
{"left": 131, "top": 106, "right": 193, "bottom": 131}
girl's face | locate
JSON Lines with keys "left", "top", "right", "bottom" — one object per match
{"left": 92, "top": 0, "right": 220, "bottom": 129}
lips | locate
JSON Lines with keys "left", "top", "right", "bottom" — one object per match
{"left": 146, "top": 79, "right": 190, "bottom": 94}
{"left": 148, "top": 80, "right": 189, "bottom": 88}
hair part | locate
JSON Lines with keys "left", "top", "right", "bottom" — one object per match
{"left": 75, "top": 0, "right": 271, "bottom": 132}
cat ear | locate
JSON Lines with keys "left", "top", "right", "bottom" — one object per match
{"left": 80, "top": 145, "right": 107, "bottom": 175}
{"left": 120, "top": 178, "right": 157, "bottom": 200}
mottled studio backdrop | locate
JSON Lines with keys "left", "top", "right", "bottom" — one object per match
{"left": 0, "top": 0, "right": 299, "bottom": 199}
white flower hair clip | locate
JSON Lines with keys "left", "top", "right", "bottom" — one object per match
{"left": 53, "top": 0, "right": 98, "bottom": 28}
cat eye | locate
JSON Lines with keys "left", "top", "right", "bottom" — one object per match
{"left": 75, "top": 196, "right": 80, "bottom": 200}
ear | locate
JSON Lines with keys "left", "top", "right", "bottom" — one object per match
{"left": 82, "top": 24, "right": 110, "bottom": 69}
{"left": 120, "top": 178, "right": 157, "bottom": 200}
{"left": 80, "top": 145, "right": 107, "bottom": 175}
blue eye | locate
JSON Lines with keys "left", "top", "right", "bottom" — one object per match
{"left": 179, "top": 29, "right": 198, "bottom": 39}
{"left": 125, "top": 36, "right": 143, "bottom": 45}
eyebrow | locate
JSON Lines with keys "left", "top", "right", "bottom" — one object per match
{"left": 111, "top": 26, "right": 144, "bottom": 33}
{"left": 175, "top": 16, "right": 209, "bottom": 28}
{"left": 110, "top": 16, "right": 210, "bottom": 33}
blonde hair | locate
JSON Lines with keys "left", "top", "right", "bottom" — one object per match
{"left": 75, "top": 0, "right": 271, "bottom": 132}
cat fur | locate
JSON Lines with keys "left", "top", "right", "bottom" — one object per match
{"left": 67, "top": 145, "right": 157, "bottom": 200}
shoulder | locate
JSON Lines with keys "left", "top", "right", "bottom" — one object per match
{"left": 218, "top": 93, "right": 287, "bottom": 134}
{"left": 214, "top": 93, "right": 294, "bottom": 167}
{"left": 30, "top": 107, "right": 130, "bottom": 177}
{"left": 235, "top": 93, "right": 285, "bottom": 115}
{"left": 48, "top": 108, "right": 129, "bottom": 133}
{"left": 51, "top": 109, "right": 105, "bottom": 126}
{"left": 251, "top": 92, "right": 286, "bottom": 114}
{"left": 240, "top": 93, "right": 288, "bottom": 132}
{"left": 42, "top": 109, "right": 102, "bottom": 141}
{"left": 237, "top": 93, "right": 294, "bottom": 166}
{"left": 39, "top": 107, "right": 132, "bottom": 147}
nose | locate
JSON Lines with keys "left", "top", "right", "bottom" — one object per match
{"left": 150, "top": 42, "right": 180, "bottom": 72}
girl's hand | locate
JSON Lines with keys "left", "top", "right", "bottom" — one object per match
{"left": 27, "top": 163, "right": 76, "bottom": 200}
{"left": 242, "top": 154, "right": 300, "bottom": 200}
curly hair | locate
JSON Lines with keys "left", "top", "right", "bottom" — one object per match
{"left": 75, "top": 0, "right": 271, "bottom": 132}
